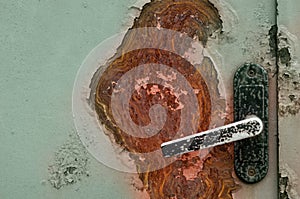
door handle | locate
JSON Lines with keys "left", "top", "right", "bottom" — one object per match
{"left": 161, "top": 63, "right": 269, "bottom": 184}
{"left": 233, "top": 63, "right": 269, "bottom": 184}
{"left": 161, "top": 115, "right": 263, "bottom": 157}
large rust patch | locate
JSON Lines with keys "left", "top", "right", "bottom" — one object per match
{"left": 94, "top": 0, "right": 239, "bottom": 198}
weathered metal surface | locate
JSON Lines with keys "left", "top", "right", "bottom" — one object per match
{"left": 92, "top": 1, "right": 242, "bottom": 198}
{"left": 234, "top": 63, "right": 269, "bottom": 183}
{"left": 161, "top": 116, "right": 263, "bottom": 157}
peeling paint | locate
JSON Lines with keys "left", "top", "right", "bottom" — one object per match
{"left": 92, "top": 0, "right": 240, "bottom": 198}
{"left": 279, "top": 164, "right": 300, "bottom": 199}
{"left": 279, "top": 47, "right": 291, "bottom": 66}
{"left": 242, "top": 17, "right": 276, "bottom": 75}
{"left": 122, "top": 0, "right": 150, "bottom": 30}
{"left": 232, "top": 2, "right": 276, "bottom": 76}
{"left": 268, "top": 25, "right": 278, "bottom": 58}
{"left": 213, "top": 2, "right": 277, "bottom": 77}
{"left": 48, "top": 133, "right": 90, "bottom": 189}
{"left": 279, "top": 174, "right": 290, "bottom": 199}
{"left": 277, "top": 27, "right": 300, "bottom": 116}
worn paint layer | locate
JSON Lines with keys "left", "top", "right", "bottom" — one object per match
{"left": 277, "top": 0, "right": 300, "bottom": 197}
{"left": 279, "top": 164, "right": 300, "bottom": 199}
{"left": 277, "top": 28, "right": 300, "bottom": 116}
{"left": 92, "top": 0, "right": 239, "bottom": 198}
{"left": 48, "top": 133, "right": 90, "bottom": 189}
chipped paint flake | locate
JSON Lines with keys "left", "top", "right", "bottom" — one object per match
{"left": 279, "top": 164, "right": 300, "bottom": 199}
{"left": 277, "top": 27, "right": 300, "bottom": 116}
{"left": 48, "top": 133, "right": 90, "bottom": 189}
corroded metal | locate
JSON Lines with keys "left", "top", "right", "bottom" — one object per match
{"left": 234, "top": 63, "right": 269, "bottom": 183}
{"left": 93, "top": 0, "right": 241, "bottom": 198}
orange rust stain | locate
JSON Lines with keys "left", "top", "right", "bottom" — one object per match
{"left": 94, "top": 0, "right": 240, "bottom": 198}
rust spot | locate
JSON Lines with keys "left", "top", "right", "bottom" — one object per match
{"left": 94, "top": 0, "right": 239, "bottom": 198}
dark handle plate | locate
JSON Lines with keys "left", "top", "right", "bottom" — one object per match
{"left": 234, "top": 63, "right": 269, "bottom": 183}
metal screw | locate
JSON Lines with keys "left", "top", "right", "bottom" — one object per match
{"left": 247, "top": 68, "right": 256, "bottom": 77}
{"left": 248, "top": 167, "right": 256, "bottom": 176}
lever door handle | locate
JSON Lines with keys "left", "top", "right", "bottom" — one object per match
{"left": 161, "top": 63, "right": 269, "bottom": 184}
{"left": 161, "top": 115, "right": 263, "bottom": 157}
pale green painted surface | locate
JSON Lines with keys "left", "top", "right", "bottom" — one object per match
{"left": 0, "top": 0, "right": 281, "bottom": 199}
{"left": 0, "top": 0, "right": 135, "bottom": 198}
